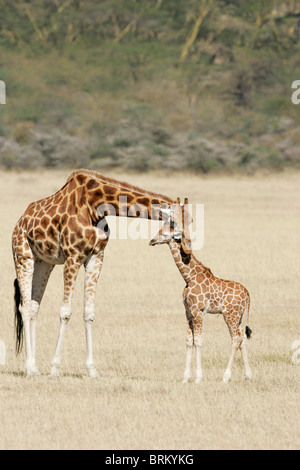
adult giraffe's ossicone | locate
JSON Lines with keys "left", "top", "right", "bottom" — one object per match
{"left": 12, "top": 169, "right": 177, "bottom": 377}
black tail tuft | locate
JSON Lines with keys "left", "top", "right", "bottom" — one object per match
{"left": 245, "top": 325, "right": 252, "bottom": 339}
{"left": 14, "top": 278, "right": 23, "bottom": 355}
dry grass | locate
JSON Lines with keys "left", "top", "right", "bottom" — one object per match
{"left": 0, "top": 169, "right": 299, "bottom": 450}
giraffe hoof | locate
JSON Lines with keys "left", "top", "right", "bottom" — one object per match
{"left": 87, "top": 366, "right": 100, "bottom": 378}
{"left": 222, "top": 370, "right": 231, "bottom": 383}
{"left": 26, "top": 366, "right": 41, "bottom": 378}
{"left": 26, "top": 370, "right": 41, "bottom": 379}
{"left": 47, "top": 375, "right": 59, "bottom": 381}
{"left": 49, "top": 366, "right": 60, "bottom": 377}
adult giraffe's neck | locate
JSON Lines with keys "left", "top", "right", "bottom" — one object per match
{"left": 168, "top": 240, "right": 195, "bottom": 284}
{"left": 68, "top": 169, "right": 174, "bottom": 222}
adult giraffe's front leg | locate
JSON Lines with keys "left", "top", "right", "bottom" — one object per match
{"left": 50, "top": 257, "right": 81, "bottom": 377}
{"left": 83, "top": 250, "right": 104, "bottom": 378}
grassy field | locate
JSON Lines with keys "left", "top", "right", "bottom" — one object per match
{"left": 0, "top": 169, "right": 299, "bottom": 450}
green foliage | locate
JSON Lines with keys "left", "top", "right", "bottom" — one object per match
{"left": 0, "top": 0, "right": 300, "bottom": 173}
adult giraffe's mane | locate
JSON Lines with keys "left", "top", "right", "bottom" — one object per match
{"left": 67, "top": 169, "right": 174, "bottom": 204}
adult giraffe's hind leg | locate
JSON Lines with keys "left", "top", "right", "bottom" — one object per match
{"left": 29, "top": 259, "right": 54, "bottom": 374}
{"left": 13, "top": 238, "right": 53, "bottom": 376}
{"left": 15, "top": 260, "right": 38, "bottom": 377}
{"left": 83, "top": 251, "right": 104, "bottom": 378}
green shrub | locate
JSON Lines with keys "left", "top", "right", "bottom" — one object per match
{"left": 90, "top": 142, "right": 118, "bottom": 160}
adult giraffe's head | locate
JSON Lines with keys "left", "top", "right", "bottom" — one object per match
{"left": 149, "top": 197, "right": 192, "bottom": 254}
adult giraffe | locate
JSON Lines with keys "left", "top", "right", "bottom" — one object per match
{"left": 12, "top": 169, "right": 180, "bottom": 378}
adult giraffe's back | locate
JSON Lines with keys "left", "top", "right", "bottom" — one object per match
{"left": 12, "top": 169, "right": 175, "bottom": 377}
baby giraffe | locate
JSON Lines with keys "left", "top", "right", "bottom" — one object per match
{"left": 150, "top": 198, "right": 252, "bottom": 383}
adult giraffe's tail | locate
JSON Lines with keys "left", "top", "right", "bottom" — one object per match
{"left": 245, "top": 296, "right": 252, "bottom": 339}
{"left": 14, "top": 278, "right": 23, "bottom": 354}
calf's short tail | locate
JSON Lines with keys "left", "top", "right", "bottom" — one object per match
{"left": 245, "top": 325, "right": 252, "bottom": 339}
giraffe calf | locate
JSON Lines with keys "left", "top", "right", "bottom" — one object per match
{"left": 182, "top": 273, "right": 252, "bottom": 383}
{"left": 150, "top": 198, "right": 252, "bottom": 383}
